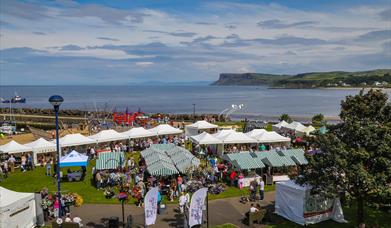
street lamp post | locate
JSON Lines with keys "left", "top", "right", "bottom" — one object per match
{"left": 49, "top": 95, "right": 64, "bottom": 219}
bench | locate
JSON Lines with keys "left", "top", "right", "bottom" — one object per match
{"left": 249, "top": 209, "right": 266, "bottom": 227}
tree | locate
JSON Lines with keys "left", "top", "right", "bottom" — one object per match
{"left": 279, "top": 113, "right": 292, "bottom": 123}
{"left": 297, "top": 89, "right": 391, "bottom": 225}
{"left": 312, "top": 113, "right": 325, "bottom": 125}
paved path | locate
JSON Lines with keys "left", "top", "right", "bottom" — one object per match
{"left": 71, "top": 191, "right": 275, "bottom": 227}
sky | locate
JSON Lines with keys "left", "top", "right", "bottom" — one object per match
{"left": 0, "top": 0, "right": 390, "bottom": 85}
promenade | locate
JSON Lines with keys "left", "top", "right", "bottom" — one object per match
{"left": 71, "top": 191, "right": 276, "bottom": 227}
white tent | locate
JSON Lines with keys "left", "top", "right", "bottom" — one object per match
{"left": 303, "top": 125, "right": 316, "bottom": 136}
{"left": 57, "top": 133, "right": 95, "bottom": 147}
{"left": 272, "top": 120, "right": 290, "bottom": 131}
{"left": 60, "top": 150, "right": 89, "bottom": 167}
{"left": 219, "top": 132, "right": 258, "bottom": 144}
{"left": 149, "top": 124, "right": 183, "bottom": 136}
{"left": 0, "top": 140, "right": 32, "bottom": 154}
{"left": 186, "top": 120, "right": 218, "bottom": 130}
{"left": 284, "top": 121, "right": 307, "bottom": 133}
{"left": 245, "top": 129, "right": 266, "bottom": 138}
{"left": 0, "top": 187, "right": 37, "bottom": 228}
{"left": 253, "top": 131, "right": 291, "bottom": 143}
{"left": 212, "top": 129, "right": 236, "bottom": 139}
{"left": 185, "top": 120, "right": 218, "bottom": 136}
{"left": 88, "top": 129, "right": 127, "bottom": 143}
{"left": 273, "top": 120, "right": 290, "bottom": 128}
{"left": 122, "top": 127, "right": 156, "bottom": 139}
{"left": 190, "top": 132, "right": 223, "bottom": 145}
{"left": 24, "top": 138, "right": 56, "bottom": 153}
{"left": 275, "top": 180, "right": 346, "bottom": 225}
{"left": 24, "top": 138, "right": 56, "bottom": 164}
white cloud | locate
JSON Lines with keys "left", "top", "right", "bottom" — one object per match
{"left": 135, "top": 61, "right": 154, "bottom": 66}
{"left": 1, "top": 1, "right": 390, "bottom": 84}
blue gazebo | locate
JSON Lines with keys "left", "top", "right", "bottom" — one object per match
{"left": 59, "top": 150, "right": 89, "bottom": 167}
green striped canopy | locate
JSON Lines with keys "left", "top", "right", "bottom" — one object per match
{"left": 141, "top": 143, "right": 199, "bottom": 176}
{"left": 223, "top": 152, "right": 265, "bottom": 170}
{"left": 147, "top": 162, "right": 179, "bottom": 176}
{"left": 281, "top": 149, "right": 308, "bottom": 165}
{"left": 223, "top": 149, "right": 305, "bottom": 169}
{"left": 95, "top": 152, "right": 125, "bottom": 170}
{"left": 255, "top": 151, "right": 296, "bottom": 167}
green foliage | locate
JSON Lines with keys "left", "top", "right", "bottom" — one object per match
{"left": 279, "top": 114, "right": 292, "bottom": 123}
{"left": 297, "top": 89, "right": 391, "bottom": 225}
{"left": 312, "top": 113, "right": 325, "bottom": 125}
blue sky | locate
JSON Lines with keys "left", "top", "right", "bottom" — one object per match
{"left": 0, "top": 0, "right": 390, "bottom": 85}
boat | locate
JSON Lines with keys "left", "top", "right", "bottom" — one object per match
{"left": 0, "top": 122, "right": 16, "bottom": 135}
{"left": 0, "top": 93, "right": 27, "bottom": 103}
{"left": 1, "top": 98, "right": 11, "bottom": 103}
{"left": 11, "top": 95, "right": 26, "bottom": 103}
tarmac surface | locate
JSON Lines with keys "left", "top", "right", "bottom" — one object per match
{"left": 71, "top": 191, "right": 275, "bottom": 227}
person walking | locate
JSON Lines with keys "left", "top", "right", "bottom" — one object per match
{"left": 21, "top": 155, "right": 27, "bottom": 172}
{"left": 46, "top": 159, "right": 52, "bottom": 176}
{"left": 53, "top": 198, "right": 60, "bottom": 218}
{"left": 177, "top": 175, "right": 183, "bottom": 194}
{"left": 157, "top": 189, "right": 162, "bottom": 214}
{"left": 179, "top": 192, "right": 187, "bottom": 214}
{"left": 259, "top": 178, "right": 265, "bottom": 201}
{"left": 27, "top": 154, "right": 33, "bottom": 170}
{"left": 8, "top": 155, "right": 15, "bottom": 173}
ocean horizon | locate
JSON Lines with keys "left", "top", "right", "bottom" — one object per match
{"left": 1, "top": 85, "right": 390, "bottom": 119}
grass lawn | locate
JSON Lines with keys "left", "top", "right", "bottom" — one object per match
{"left": 0, "top": 159, "right": 274, "bottom": 205}
{"left": 0, "top": 160, "right": 123, "bottom": 204}
{"left": 208, "top": 184, "right": 275, "bottom": 200}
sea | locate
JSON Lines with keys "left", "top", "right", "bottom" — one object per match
{"left": 1, "top": 85, "right": 390, "bottom": 120}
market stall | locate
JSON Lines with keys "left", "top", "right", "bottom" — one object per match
{"left": 149, "top": 124, "right": 183, "bottom": 136}
{"left": 121, "top": 127, "right": 156, "bottom": 139}
{"left": 0, "top": 140, "right": 32, "bottom": 154}
{"left": 223, "top": 152, "right": 264, "bottom": 187}
{"left": 57, "top": 133, "right": 95, "bottom": 148}
{"left": 191, "top": 132, "right": 222, "bottom": 145}
{"left": 251, "top": 131, "right": 291, "bottom": 144}
{"left": 88, "top": 129, "right": 127, "bottom": 144}
{"left": 95, "top": 151, "right": 125, "bottom": 170}
{"left": 275, "top": 180, "right": 346, "bottom": 225}
{"left": 0, "top": 187, "right": 37, "bottom": 228}
{"left": 282, "top": 121, "right": 307, "bottom": 133}
{"left": 141, "top": 144, "right": 199, "bottom": 176}
{"left": 185, "top": 120, "right": 218, "bottom": 136}
{"left": 272, "top": 120, "right": 290, "bottom": 131}
{"left": 60, "top": 150, "right": 89, "bottom": 181}
{"left": 24, "top": 138, "right": 56, "bottom": 165}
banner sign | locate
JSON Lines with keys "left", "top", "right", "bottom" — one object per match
{"left": 144, "top": 187, "right": 158, "bottom": 226}
{"left": 189, "top": 188, "right": 208, "bottom": 227}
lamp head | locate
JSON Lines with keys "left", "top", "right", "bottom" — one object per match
{"left": 49, "top": 95, "right": 64, "bottom": 107}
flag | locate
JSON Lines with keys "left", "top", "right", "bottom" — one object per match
{"left": 188, "top": 188, "right": 208, "bottom": 227}
{"left": 144, "top": 187, "right": 159, "bottom": 226}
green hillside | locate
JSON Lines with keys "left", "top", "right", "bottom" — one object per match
{"left": 212, "top": 69, "right": 391, "bottom": 88}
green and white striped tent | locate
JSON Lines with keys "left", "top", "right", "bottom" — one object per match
{"left": 141, "top": 144, "right": 200, "bottom": 176}
{"left": 223, "top": 149, "right": 307, "bottom": 170}
{"left": 147, "top": 161, "right": 179, "bottom": 176}
{"left": 281, "top": 149, "right": 308, "bottom": 165}
{"left": 223, "top": 152, "right": 265, "bottom": 170}
{"left": 255, "top": 151, "right": 296, "bottom": 167}
{"left": 95, "top": 151, "right": 125, "bottom": 170}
